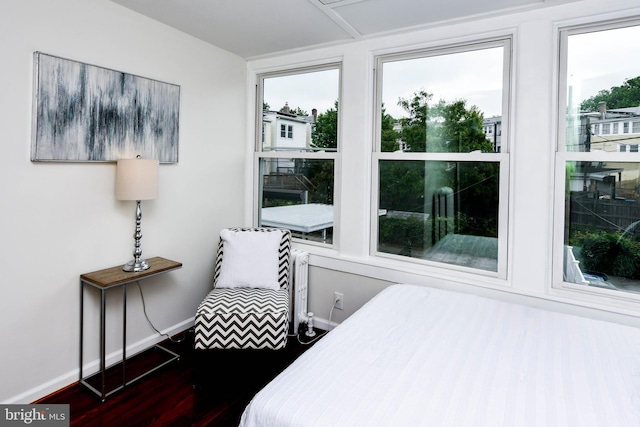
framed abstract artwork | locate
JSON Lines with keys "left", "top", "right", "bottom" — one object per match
{"left": 31, "top": 52, "right": 180, "bottom": 163}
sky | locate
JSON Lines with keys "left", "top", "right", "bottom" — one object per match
{"left": 567, "top": 25, "right": 640, "bottom": 109}
{"left": 263, "top": 68, "right": 340, "bottom": 117}
{"left": 382, "top": 47, "right": 504, "bottom": 118}
{"left": 262, "top": 24, "right": 640, "bottom": 120}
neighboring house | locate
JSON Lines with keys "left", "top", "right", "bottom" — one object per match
{"left": 483, "top": 116, "right": 502, "bottom": 152}
{"left": 585, "top": 103, "right": 640, "bottom": 153}
{"left": 262, "top": 104, "right": 315, "bottom": 152}
{"left": 261, "top": 105, "right": 317, "bottom": 203}
{"left": 571, "top": 103, "right": 640, "bottom": 199}
{"left": 262, "top": 104, "right": 316, "bottom": 174}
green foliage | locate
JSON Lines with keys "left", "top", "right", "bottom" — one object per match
{"left": 397, "top": 90, "right": 430, "bottom": 152}
{"left": 437, "top": 100, "right": 494, "bottom": 153}
{"left": 378, "top": 161, "right": 425, "bottom": 211}
{"left": 580, "top": 76, "right": 640, "bottom": 111}
{"left": 381, "top": 104, "right": 400, "bottom": 152}
{"left": 263, "top": 102, "right": 306, "bottom": 116}
{"left": 306, "top": 103, "right": 338, "bottom": 204}
{"left": 456, "top": 213, "right": 498, "bottom": 238}
{"left": 456, "top": 161, "right": 500, "bottom": 224}
{"left": 378, "top": 213, "right": 498, "bottom": 257}
{"left": 306, "top": 160, "right": 334, "bottom": 204}
{"left": 290, "top": 106, "right": 309, "bottom": 116}
{"left": 575, "top": 231, "right": 640, "bottom": 279}
{"left": 396, "top": 90, "right": 493, "bottom": 153}
{"left": 567, "top": 228, "right": 594, "bottom": 247}
{"left": 376, "top": 91, "right": 500, "bottom": 247}
{"left": 379, "top": 216, "right": 426, "bottom": 252}
{"left": 263, "top": 199, "right": 297, "bottom": 208}
{"left": 311, "top": 100, "right": 338, "bottom": 150}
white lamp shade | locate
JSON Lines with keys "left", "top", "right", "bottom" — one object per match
{"left": 115, "top": 158, "right": 159, "bottom": 201}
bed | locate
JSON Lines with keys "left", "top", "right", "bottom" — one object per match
{"left": 240, "top": 284, "right": 640, "bottom": 426}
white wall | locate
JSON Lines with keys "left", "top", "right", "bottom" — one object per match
{"left": 0, "top": 0, "right": 246, "bottom": 403}
{"left": 248, "top": 0, "right": 640, "bottom": 329}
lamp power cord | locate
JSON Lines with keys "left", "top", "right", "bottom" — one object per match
{"left": 134, "top": 281, "right": 185, "bottom": 343}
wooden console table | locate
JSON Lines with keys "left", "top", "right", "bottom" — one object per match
{"left": 79, "top": 257, "right": 182, "bottom": 401}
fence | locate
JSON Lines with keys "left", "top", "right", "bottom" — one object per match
{"left": 570, "top": 192, "right": 640, "bottom": 233}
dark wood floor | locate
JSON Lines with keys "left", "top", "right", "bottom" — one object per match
{"left": 36, "top": 328, "right": 323, "bottom": 427}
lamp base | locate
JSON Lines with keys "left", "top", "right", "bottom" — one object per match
{"left": 122, "top": 258, "right": 151, "bottom": 272}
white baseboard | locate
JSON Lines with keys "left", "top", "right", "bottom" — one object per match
{"left": 3, "top": 318, "right": 194, "bottom": 404}
{"left": 314, "top": 316, "right": 339, "bottom": 332}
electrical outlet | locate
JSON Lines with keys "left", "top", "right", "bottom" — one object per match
{"left": 334, "top": 292, "right": 344, "bottom": 310}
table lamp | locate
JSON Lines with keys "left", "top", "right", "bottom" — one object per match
{"left": 115, "top": 156, "right": 159, "bottom": 272}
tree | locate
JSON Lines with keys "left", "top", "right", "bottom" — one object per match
{"left": 378, "top": 160, "right": 425, "bottom": 211}
{"left": 311, "top": 100, "right": 399, "bottom": 152}
{"left": 397, "top": 89, "right": 430, "bottom": 152}
{"left": 432, "top": 100, "right": 494, "bottom": 153}
{"left": 397, "top": 90, "right": 493, "bottom": 153}
{"left": 306, "top": 101, "right": 338, "bottom": 204}
{"left": 381, "top": 104, "right": 400, "bottom": 152}
{"left": 311, "top": 100, "right": 337, "bottom": 150}
{"left": 580, "top": 76, "right": 640, "bottom": 111}
{"left": 380, "top": 90, "right": 499, "bottom": 243}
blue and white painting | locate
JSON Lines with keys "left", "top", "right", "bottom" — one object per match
{"left": 31, "top": 52, "right": 179, "bottom": 162}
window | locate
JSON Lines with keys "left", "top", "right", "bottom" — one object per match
{"left": 256, "top": 65, "right": 340, "bottom": 245}
{"left": 373, "top": 39, "right": 510, "bottom": 276}
{"left": 557, "top": 21, "right": 640, "bottom": 297}
{"left": 280, "top": 124, "right": 293, "bottom": 139}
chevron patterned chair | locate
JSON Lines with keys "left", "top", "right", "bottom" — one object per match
{"left": 194, "top": 227, "right": 292, "bottom": 354}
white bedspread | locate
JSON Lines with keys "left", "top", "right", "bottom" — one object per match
{"left": 240, "top": 284, "right": 640, "bottom": 426}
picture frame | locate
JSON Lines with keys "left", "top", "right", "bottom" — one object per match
{"left": 31, "top": 52, "right": 180, "bottom": 163}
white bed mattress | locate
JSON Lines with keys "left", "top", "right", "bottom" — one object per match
{"left": 240, "top": 284, "right": 640, "bottom": 426}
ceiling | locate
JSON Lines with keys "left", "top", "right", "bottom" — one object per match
{"left": 110, "top": 0, "right": 570, "bottom": 59}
